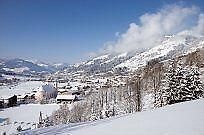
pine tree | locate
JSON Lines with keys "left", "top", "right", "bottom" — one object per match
{"left": 179, "top": 66, "right": 204, "bottom": 100}
{"left": 159, "top": 60, "right": 204, "bottom": 106}
{"left": 191, "top": 66, "right": 204, "bottom": 98}
{"left": 154, "top": 60, "right": 177, "bottom": 107}
{"left": 162, "top": 60, "right": 180, "bottom": 105}
{"left": 154, "top": 79, "right": 165, "bottom": 107}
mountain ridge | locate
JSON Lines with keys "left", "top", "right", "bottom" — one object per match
{"left": 63, "top": 34, "right": 204, "bottom": 74}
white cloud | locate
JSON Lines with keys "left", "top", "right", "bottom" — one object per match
{"left": 192, "top": 13, "right": 204, "bottom": 35}
{"left": 98, "top": 4, "right": 204, "bottom": 54}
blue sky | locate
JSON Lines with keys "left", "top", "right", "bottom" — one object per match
{"left": 0, "top": 0, "right": 204, "bottom": 63}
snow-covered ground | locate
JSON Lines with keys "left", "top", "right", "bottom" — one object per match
{"left": 142, "top": 93, "right": 154, "bottom": 111}
{"left": 25, "top": 99, "right": 204, "bottom": 135}
{"left": 0, "top": 104, "right": 60, "bottom": 134}
{"left": 0, "top": 81, "right": 43, "bottom": 99}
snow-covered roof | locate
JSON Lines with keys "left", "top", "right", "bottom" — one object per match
{"left": 56, "top": 95, "right": 76, "bottom": 100}
{"left": 0, "top": 95, "right": 16, "bottom": 100}
{"left": 57, "top": 89, "right": 68, "bottom": 92}
{"left": 17, "top": 93, "right": 35, "bottom": 99}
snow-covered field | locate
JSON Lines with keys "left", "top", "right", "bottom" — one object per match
{"left": 0, "top": 81, "right": 43, "bottom": 99}
{"left": 26, "top": 99, "right": 204, "bottom": 135}
{"left": 0, "top": 79, "right": 87, "bottom": 99}
{"left": 0, "top": 104, "right": 60, "bottom": 134}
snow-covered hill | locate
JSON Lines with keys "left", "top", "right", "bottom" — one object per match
{"left": 65, "top": 34, "right": 204, "bottom": 74}
{"left": 24, "top": 99, "right": 204, "bottom": 135}
{"left": 115, "top": 34, "right": 204, "bottom": 71}
{"left": 67, "top": 53, "right": 132, "bottom": 74}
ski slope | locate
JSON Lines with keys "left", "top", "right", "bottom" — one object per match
{"left": 25, "top": 99, "right": 204, "bottom": 135}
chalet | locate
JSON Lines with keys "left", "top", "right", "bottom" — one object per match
{"left": 17, "top": 93, "right": 35, "bottom": 104}
{"left": 0, "top": 100, "right": 4, "bottom": 108}
{"left": 8, "top": 95, "right": 17, "bottom": 107}
{"left": 17, "top": 94, "right": 28, "bottom": 104}
{"left": 58, "top": 79, "right": 67, "bottom": 83}
{"left": 72, "top": 91, "right": 83, "bottom": 95}
{"left": 57, "top": 89, "right": 71, "bottom": 95}
{"left": 0, "top": 95, "right": 17, "bottom": 108}
{"left": 56, "top": 94, "right": 77, "bottom": 103}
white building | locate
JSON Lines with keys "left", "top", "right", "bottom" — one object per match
{"left": 35, "top": 84, "right": 57, "bottom": 102}
{"left": 56, "top": 94, "right": 77, "bottom": 103}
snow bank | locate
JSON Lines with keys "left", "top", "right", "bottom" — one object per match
{"left": 0, "top": 104, "right": 60, "bottom": 134}
{"left": 25, "top": 99, "right": 204, "bottom": 135}
{"left": 0, "top": 104, "right": 59, "bottom": 123}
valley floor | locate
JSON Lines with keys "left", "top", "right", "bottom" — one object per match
{"left": 24, "top": 98, "right": 204, "bottom": 135}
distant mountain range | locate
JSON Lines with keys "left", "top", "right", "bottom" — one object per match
{"left": 0, "top": 58, "right": 69, "bottom": 75}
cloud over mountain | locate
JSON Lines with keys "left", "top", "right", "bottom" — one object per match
{"left": 99, "top": 4, "right": 204, "bottom": 54}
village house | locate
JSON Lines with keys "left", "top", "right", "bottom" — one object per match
{"left": 17, "top": 93, "right": 35, "bottom": 104}
{"left": 57, "top": 88, "right": 71, "bottom": 95}
{"left": 56, "top": 94, "right": 77, "bottom": 103}
{"left": 0, "top": 95, "right": 17, "bottom": 108}
{"left": 0, "top": 100, "right": 4, "bottom": 108}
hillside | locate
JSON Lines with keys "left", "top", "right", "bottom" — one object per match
{"left": 25, "top": 99, "right": 204, "bottom": 135}
{"left": 64, "top": 34, "right": 204, "bottom": 74}
{"left": 116, "top": 34, "right": 204, "bottom": 71}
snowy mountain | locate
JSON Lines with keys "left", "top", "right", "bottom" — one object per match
{"left": 0, "top": 58, "right": 69, "bottom": 75}
{"left": 1, "top": 35, "right": 203, "bottom": 76}
{"left": 52, "top": 63, "right": 71, "bottom": 70}
{"left": 65, "top": 53, "right": 133, "bottom": 74}
{"left": 24, "top": 99, "right": 204, "bottom": 135}
{"left": 116, "top": 34, "right": 204, "bottom": 71}
{"left": 70, "top": 34, "right": 204, "bottom": 74}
